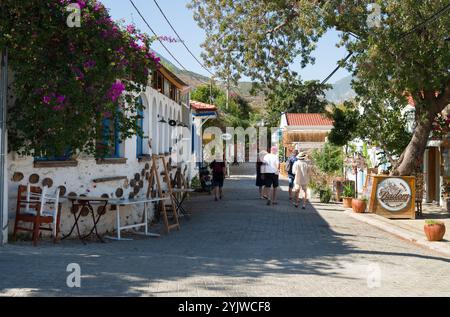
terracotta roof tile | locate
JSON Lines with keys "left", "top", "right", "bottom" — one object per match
{"left": 286, "top": 113, "right": 333, "bottom": 126}
{"left": 190, "top": 100, "right": 217, "bottom": 112}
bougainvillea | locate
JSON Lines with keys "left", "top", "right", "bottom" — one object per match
{"left": 0, "top": 0, "right": 160, "bottom": 157}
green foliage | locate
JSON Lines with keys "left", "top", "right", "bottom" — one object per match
{"left": 1, "top": 0, "right": 158, "bottom": 157}
{"left": 191, "top": 84, "right": 253, "bottom": 128}
{"left": 311, "top": 142, "right": 343, "bottom": 175}
{"left": 189, "top": 0, "right": 450, "bottom": 176}
{"left": 342, "top": 184, "right": 354, "bottom": 198}
{"left": 328, "top": 102, "right": 359, "bottom": 147}
{"left": 265, "top": 79, "right": 331, "bottom": 127}
{"left": 425, "top": 220, "right": 445, "bottom": 226}
{"left": 319, "top": 188, "right": 332, "bottom": 203}
{"left": 190, "top": 84, "right": 224, "bottom": 105}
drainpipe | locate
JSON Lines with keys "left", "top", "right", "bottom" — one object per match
{"left": 0, "top": 48, "right": 8, "bottom": 245}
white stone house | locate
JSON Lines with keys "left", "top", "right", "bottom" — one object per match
{"left": 5, "top": 64, "right": 193, "bottom": 242}
{"left": 279, "top": 113, "right": 334, "bottom": 158}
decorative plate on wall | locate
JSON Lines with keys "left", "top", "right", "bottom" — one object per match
{"left": 145, "top": 163, "right": 150, "bottom": 170}
{"left": 115, "top": 188, "right": 124, "bottom": 198}
{"left": 12, "top": 172, "right": 24, "bottom": 182}
{"left": 42, "top": 178, "right": 53, "bottom": 188}
{"left": 134, "top": 173, "right": 140, "bottom": 181}
{"left": 29, "top": 174, "right": 39, "bottom": 184}
{"left": 58, "top": 186, "right": 67, "bottom": 196}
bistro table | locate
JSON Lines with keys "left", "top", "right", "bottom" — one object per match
{"left": 106, "top": 197, "right": 169, "bottom": 241}
{"left": 62, "top": 196, "right": 110, "bottom": 244}
{"left": 171, "top": 188, "right": 195, "bottom": 218}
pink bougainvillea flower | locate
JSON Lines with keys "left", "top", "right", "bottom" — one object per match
{"left": 126, "top": 25, "right": 136, "bottom": 34}
{"left": 83, "top": 60, "right": 96, "bottom": 70}
{"left": 56, "top": 95, "right": 66, "bottom": 104}
{"left": 42, "top": 96, "right": 51, "bottom": 104}
{"left": 107, "top": 80, "right": 126, "bottom": 102}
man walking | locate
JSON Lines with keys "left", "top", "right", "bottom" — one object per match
{"left": 285, "top": 149, "right": 299, "bottom": 201}
{"left": 210, "top": 157, "right": 226, "bottom": 202}
{"left": 293, "top": 152, "right": 312, "bottom": 209}
{"left": 263, "top": 146, "right": 280, "bottom": 206}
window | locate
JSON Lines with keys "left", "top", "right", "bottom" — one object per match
{"left": 136, "top": 98, "right": 144, "bottom": 158}
{"left": 97, "top": 116, "right": 123, "bottom": 159}
{"left": 34, "top": 148, "right": 72, "bottom": 162}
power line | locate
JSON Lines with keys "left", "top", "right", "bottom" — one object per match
{"left": 129, "top": 0, "right": 188, "bottom": 72}
{"left": 321, "top": 2, "right": 450, "bottom": 84}
{"left": 152, "top": 0, "right": 215, "bottom": 77}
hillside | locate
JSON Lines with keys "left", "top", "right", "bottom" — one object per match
{"left": 325, "top": 75, "right": 356, "bottom": 103}
{"left": 158, "top": 53, "right": 355, "bottom": 110}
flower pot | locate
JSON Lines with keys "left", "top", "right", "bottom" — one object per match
{"left": 352, "top": 199, "right": 367, "bottom": 213}
{"left": 342, "top": 197, "right": 353, "bottom": 208}
{"left": 424, "top": 223, "right": 446, "bottom": 242}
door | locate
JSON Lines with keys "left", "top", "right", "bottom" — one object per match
{"left": 427, "top": 147, "right": 438, "bottom": 202}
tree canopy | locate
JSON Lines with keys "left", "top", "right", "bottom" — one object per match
{"left": 189, "top": 0, "right": 450, "bottom": 175}
{"left": 264, "top": 79, "right": 330, "bottom": 127}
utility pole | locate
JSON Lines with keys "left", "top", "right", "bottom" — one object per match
{"left": 225, "top": 77, "right": 230, "bottom": 110}
{"left": 0, "top": 48, "right": 8, "bottom": 245}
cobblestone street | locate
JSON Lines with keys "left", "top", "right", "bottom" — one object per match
{"left": 1, "top": 165, "right": 449, "bottom": 297}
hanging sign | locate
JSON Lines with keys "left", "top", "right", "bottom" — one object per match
{"left": 368, "top": 176, "right": 416, "bottom": 219}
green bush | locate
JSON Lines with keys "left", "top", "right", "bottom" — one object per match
{"left": 319, "top": 188, "right": 332, "bottom": 203}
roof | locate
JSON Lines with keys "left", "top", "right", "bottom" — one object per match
{"left": 158, "top": 64, "right": 190, "bottom": 93}
{"left": 190, "top": 100, "right": 218, "bottom": 112}
{"left": 286, "top": 113, "right": 333, "bottom": 126}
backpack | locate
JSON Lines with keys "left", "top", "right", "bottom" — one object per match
{"left": 285, "top": 157, "right": 293, "bottom": 174}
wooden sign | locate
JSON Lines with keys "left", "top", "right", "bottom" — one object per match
{"left": 368, "top": 176, "right": 416, "bottom": 219}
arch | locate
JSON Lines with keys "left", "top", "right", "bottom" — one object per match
{"left": 164, "top": 104, "right": 169, "bottom": 153}
{"left": 151, "top": 97, "right": 157, "bottom": 153}
{"left": 158, "top": 101, "right": 163, "bottom": 154}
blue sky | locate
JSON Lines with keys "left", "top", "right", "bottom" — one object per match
{"left": 101, "top": 0, "right": 351, "bottom": 84}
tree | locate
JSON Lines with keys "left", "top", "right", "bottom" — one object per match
{"left": 264, "top": 79, "right": 331, "bottom": 127}
{"left": 190, "top": 84, "right": 252, "bottom": 128}
{"left": 329, "top": 95, "right": 413, "bottom": 169}
{"left": 190, "top": 83, "right": 224, "bottom": 105}
{"left": 312, "top": 142, "right": 344, "bottom": 175}
{"left": 189, "top": 0, "right": 450, "bottom": 175}
{"left": 327, "top": 102, "right": 359, "bottom": 147}
{"left": 1, "top": 0, "right": 159, "bottom": 157}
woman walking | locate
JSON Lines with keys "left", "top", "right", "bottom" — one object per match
{"left": 256, "top": 150, "right": 268, "bottom": 199}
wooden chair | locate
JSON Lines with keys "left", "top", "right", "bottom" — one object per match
{"left": 13, "top": 185, "right": 62, "bottom": 246}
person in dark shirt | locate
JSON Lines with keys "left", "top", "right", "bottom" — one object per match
{"left": 210, "top": 159, "right": 226, "bottom": 201}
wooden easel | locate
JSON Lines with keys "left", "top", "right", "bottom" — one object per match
{"left": 146, "top": 155, "right": 180, "bottom": 233}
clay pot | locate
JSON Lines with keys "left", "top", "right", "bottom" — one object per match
{"left": 352, "top": 199, "right": 367, "bottom": 213}
{"left": 424, "top": 223, "right": 446, "bottom": 242}
{"left": 343, "top": 197, "right": 353, "bottom": 208}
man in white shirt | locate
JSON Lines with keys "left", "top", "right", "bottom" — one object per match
{"left": 263, "top": 146, "right": 280, "bottom": 206}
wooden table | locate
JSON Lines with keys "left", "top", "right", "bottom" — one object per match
{"left": 106, "top": 197, "right": 169, "bottom": 241}
{"left": 62, "top": 196, "right": 110, "bottom": 244}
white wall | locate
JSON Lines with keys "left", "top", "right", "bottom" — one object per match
{"left": 7, "top": 86, "right": 188, "bottom": 238}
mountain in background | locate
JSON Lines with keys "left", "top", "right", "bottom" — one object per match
{"left": 325, "top": 75, "right": 356, "bottom": 103}
{"left": 158, "top": 53, "right": 356, "bottom": 108}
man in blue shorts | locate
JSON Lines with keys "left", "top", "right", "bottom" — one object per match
{"left": 285, "top": 149, "right": 299, "bottom": 201}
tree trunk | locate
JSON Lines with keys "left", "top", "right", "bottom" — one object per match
{"left": 392, "top": 112, "right": 434, "bottom": 176}
{"left": 393, "top": 88, "right": 450, "bottom": 176}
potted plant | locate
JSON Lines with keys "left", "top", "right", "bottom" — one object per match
{"left": 352, "top": 196, "right": 368, "bottom": 213}
{"left": 342, "top": 183, "right": 354, "bottom": 208}
{"left": 424, "top": 220, "right": 446, "bottom": 242}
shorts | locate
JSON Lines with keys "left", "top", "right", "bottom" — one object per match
{"left": 212, "top": 177, "right": 224, "bottom": 188}
{"left": 288, "top": 174, "right": 295, "bottom": 189}
{"left": 295, "top": 185, "right": 308, "bottom": 193}
{"left": 264, "top": 173, "right": 279, "bottom": 188}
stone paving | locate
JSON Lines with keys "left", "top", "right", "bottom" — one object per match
{"left": 0, "top": 165, "right": 449, "bottom": 297}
